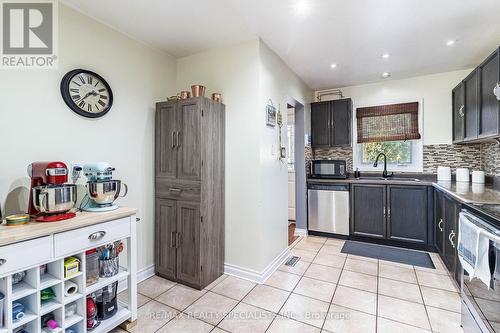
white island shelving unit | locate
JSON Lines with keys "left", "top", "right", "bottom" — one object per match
{"left": 0, "top": 208, "right": 138, "bottom": 333}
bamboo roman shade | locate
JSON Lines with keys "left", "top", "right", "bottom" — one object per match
{"left": 356, "top": 102, "right": 420, "bottom": 143}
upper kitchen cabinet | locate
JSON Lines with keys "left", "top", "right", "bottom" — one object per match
{"left": 311, "top": 98, "right": 352, "bottom": 148}
{"left": 453, "top": 47, "right": 500, "bottom": 143}
{"left": 478, "top": 47, "right": 500, "bottom": 139}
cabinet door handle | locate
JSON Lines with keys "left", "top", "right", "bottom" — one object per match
{"left": 459, "top": 105, "right": 465, "bottom": 117}
{"left": 450, "top": 231, "right": 456, "bottom": 248}
{"left": 176, "top": 131, "right": 181, "bottom": 149}
{"left": 438, "top": 219, "right": 444, "bottom": 232}
{"left": 169, "top": 188, "right": 182, "bottom": 194}
{"left": 383, "top": 207, "right": 386, "bottom": 219}
{"left": 171, "top": 131, "right": 176, "bottom": 148}
{"left": 0, "top": 259, "right": 6, "bottom": 266}
{"left": 387, "top": 208, "right": 391, "bottom": 218}
{"left": 176, "top": 233, "right": 181, "bottom": 248}
{"left": 170, "top": 232, "right": 176, "bottom": 248}
{"left": 88, "top": 231, "right": 106, "bottom": 240}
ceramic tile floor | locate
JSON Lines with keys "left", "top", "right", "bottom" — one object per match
{"left": 112, "top": 236, "right": 464, "bottom": 333}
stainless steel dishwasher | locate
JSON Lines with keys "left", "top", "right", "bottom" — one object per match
{"left": 307, "top": 183, "right": 349, "bottom": 235}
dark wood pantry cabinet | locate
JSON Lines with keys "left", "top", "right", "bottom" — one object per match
{"left": 155, "top": 97, "right": 225, "bottom": 290}
{"left": 453, "top": 46, "right": 500, "bottom": 143}
{"left": 351, "top": 184, "right": 432, "bottom": 248}
{"left": 311, "top": 98, "right": 352, "bottom": 147}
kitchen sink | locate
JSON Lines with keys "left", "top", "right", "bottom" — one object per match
{"left": 356, "top": 177, "right": 421, "bottom": 182}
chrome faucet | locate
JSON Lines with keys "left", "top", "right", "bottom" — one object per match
{"left": 373, "top": 152, "right": 394, "bottom": 178}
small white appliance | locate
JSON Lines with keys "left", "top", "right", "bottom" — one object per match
{"left": 437, "top": 166, "right": 452, "bottom": 181}
{"left": 472, "top": 171, "right": 485, "bottom": 184}
{"left": 456, "top": 168, "right": 470, "bottom": 182}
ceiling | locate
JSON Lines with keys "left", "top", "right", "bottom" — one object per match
{"left": 62, "top": 0, "right": 500, "bottom": 89}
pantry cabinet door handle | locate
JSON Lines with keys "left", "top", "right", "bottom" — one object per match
{"left": 170, "top": 232, "right": 176, "bottom": 248}
{"left": 0, "top": 259, "right": 6, "bottom": 266}
{"left": 438, "top": 219, "right": 443, "bottom": 232}
{"left": 176, "top": 132, "right": 181, "bottom": 149}
{"left": 88, "top": 231, "right": 106, "bottom": 240}
{"left": 171, "top": 131, "right": 176, "bottom": 148}
{"left": 176, "top": 233, "right": 181, "bottom": 248}
{"left": 169, "top": 188, "right": 182, "bottom": 194}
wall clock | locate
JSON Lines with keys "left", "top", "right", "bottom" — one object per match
{"left": 60, "top": 69, "right": 113, "bottom": 118}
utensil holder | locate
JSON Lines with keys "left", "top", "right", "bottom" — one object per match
{"left": 98, "top": 257, "right": 119, "bottom": 278}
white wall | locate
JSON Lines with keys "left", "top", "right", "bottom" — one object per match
{"left": 176, "top": 39, "right": 312, "bottom": 272}
{"left": 316, "top": 69, "right": 473, "bottom": 144}
{"left": 0, "top": 5, "right": 177, "bottom": 271}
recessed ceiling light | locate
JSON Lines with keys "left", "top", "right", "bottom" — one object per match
{"left": 330, "top": 63, "right": 337, "bottom": 69}
{"left": 381, "top": 72, "right": 391, "bottom": 78}
{"left": 446, "top": 39, "right": 456, "bottom": 46}
{"left": 293, "top": 1, "right": 311, "bottom": 15}
{"left": 382, "top": 53, "right": 390, "bottom": 59}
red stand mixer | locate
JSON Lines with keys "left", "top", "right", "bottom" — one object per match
{"left": 28, "top": 161, "right": 77, "bottom": 222}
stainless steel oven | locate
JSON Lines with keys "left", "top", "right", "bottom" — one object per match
{"left": 310, "top": 160, "right": 348, "bottom": 179}
{"left": 459, "top": 209, "right": 500, "bottom": 333}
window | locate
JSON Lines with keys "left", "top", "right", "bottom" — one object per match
{"left": 354, "top": 101, "right": 423, "bottom": 172}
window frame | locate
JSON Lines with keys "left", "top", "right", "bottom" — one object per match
{"left": 352, "top": 98, "right": 424, "bottom": 173}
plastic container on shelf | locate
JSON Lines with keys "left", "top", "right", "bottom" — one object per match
{"left": 98, "top": 257, "right": 119, "bottom": 278}
{"left": 96, "top": 282, "right": 118, "bottom": 320}
{"left": 86, "top": 249, "right": 99, "bottom": 286}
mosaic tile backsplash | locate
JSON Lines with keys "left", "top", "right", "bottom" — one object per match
{"left": 306, "top": 143, "right": 500, "bottom": 176}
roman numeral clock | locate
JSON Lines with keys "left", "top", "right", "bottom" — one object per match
{"left": 60, "top": 69, "right": 113, "bottom": 118}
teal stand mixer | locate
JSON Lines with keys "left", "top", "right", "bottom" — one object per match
{"left": 80, "top": 162, "right": 128, "bottom": 212}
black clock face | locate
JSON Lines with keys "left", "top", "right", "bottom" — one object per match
{"left": 60, "top": 69, "right": 113, "bottom": 118}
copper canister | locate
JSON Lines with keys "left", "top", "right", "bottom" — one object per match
{"left": 212, "top": 93, "right": 222, "bottom": 102}
{"left": 179, "top": 91, "right": 191, "bottom": 99}
{"left": 191, "top": 85, "right": 206, "bottom": 97}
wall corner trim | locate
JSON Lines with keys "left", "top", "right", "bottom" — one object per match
{"left": 294, "top": 228, "right": 308, "bottom": 237}
{"left": 224, "top": 247, "right": 291, "bottom": 284}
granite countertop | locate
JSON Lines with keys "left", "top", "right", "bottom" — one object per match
{"left": 0, "top": 207, "right": 138, "bottom": 246}
{"left": 433, "top": 182, "right": 500, "bottom": 205}
{"left": 307, "top": 173, "right": 435, "bottom": 186}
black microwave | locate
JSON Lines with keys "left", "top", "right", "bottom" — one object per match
{"left": 310, "top": 160, "right": 348, "bottom": 179}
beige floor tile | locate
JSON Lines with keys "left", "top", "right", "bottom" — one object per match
{"left": 476, "top": 298, "right": 500, "bottom": 323}
{"left": 117, "top": 291, "right": 151, "bottom": 308}
{"left": 304, "top": 264, "right": 342, "bottom": 284}
{"left": 110, "top": 328, "right": 128, "bottom": 333}
{"left": 267, "top": 315, "right": 320, "bottom": 333}
{"left": 313, "top": 253, "right": 346, "bottom": 268}
{"left": 420, "top": 286, "right": 461, "bottom": 313}
{"left": 279, "top": 293, "right": 329, "bottom": 328}
{"left": 378, "top": 295, "right": 430, "bottom": 330}
{"left": 185, "top": 291, "right": 239, "bottom": 326}
{"left": 294, "top": 240, "right": 324, "bottom": 252}
{"left": 346, "top": 254, "right": 378, "bottom": 263}
{"left": 212, "top": 276, "right": 256, "bottom": 300}
{"left": 377, "top": 317, "right": 431, "bottom": 333}
{"left": 323, "top": 304, "right": 376, "bottom": 333}
{"left": 242, "top": 284, "right": 290, "bottom": 313}
{"left": 415, "top": 270, "right": 457, "bottom": 292}
{"left": 378, "top": 277, "right": 423, "bottom": 304}
{"left": 204, "top": 274, "right": 229, "bottom": 290}
{"left": 427, "top": 306, "right": 463, "bottom": 333}
{"left": 218, "top": 302, "right": 275, "bottom": 333}
{"left": 343, "top": 258, "right": 378, "bottom": 276}
{"left": 303, "top": 236, "right": 328, "bottom": 244}
{"left": 291, "top": 248, "right": 318, "bottom": 262}
{"left": 379, "top": 263, "right": 417, "bottom": 284}
{"left": 156, "top": 284, "right": 207, "bottom": 311}
{"left": 211, "top": 328, "right": 228, "bottom": 333}
{"left": 338, "top": 270, "right": 377, "bottom": 293}
{"left": 138, "top": 275, "right": 177, "bottom": 298}
{"left": 325, "top": 238, "right": 345, "bottom": 246}
{"left": 318, "top": 244, "right": 347, "bottom": 257}
{"left": 265, "top": 270, "right": 301, "bottom": 291}
{"left": 156, "top": 313, "right": 214, "bottom": 333}
{"left": 379, "top": 259, "right": 414, "bottom": 270}
{"left": 332, "top": 285, "right": 377, "bottom": 315}
{"left": 278, "top": 260, "right": 310, "bottom": 276}
{"left": 414, "top": 259, "right": 449, "bottom": 275}
{"left": 127, "top": 300, "right": 179, "bottom": 333}
{"left": 293, "top": 276, "right": 336, "bottom": 302}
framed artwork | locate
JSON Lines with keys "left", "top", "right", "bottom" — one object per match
{"left": 266, "top": 103, "right": 277, "bottom": 127}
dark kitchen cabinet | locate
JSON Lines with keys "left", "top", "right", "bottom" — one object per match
{"left": 434, "top": 190, "right": 445, "bottom": 257}
{"left": 452, "top": 82, "right": 465, "bottom": 142}
{"left": 387, "top": 185, "right": 428, "bottom": 244}
{"left": 453, "top": 47, "right": 500, "bottom": 143}
{"left": 479, "top": 48, "right": 500, "bottom": 139}
{"left": 351, "top": 184, "right": 386, "bottom": 239}
{"left": 311, "top": 98, "right": 352, "bottom": 148}
{"left": 155, "top": 97, "right": 225, "bottom": 290}
{"left": 443, "top": 195, "right": 459, "bottom": 273}
{"left": 351, "top": 184, "right": 431, "bottom": 247}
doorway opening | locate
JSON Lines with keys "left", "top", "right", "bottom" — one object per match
{"left": 287, "top": 104, "right": 298, "bottom": 245}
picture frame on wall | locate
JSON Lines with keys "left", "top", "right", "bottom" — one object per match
{"left": 266, "top": 103, "right": 277, "bottom": 127}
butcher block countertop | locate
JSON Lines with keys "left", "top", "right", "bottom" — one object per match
{"left": 0, "top": 207, "right": 138, "bottom": 246}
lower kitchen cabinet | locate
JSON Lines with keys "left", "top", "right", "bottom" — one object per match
{"left": 155, "top": 198, "right": 177, "bottom": 280}
{"left": 387, "top": 185, "right": 429, "bottom": 244}
{"left": 351, "top": 184, "right": 386, "bottom": 239}
{"left": 351, "top": 184, "right": 431, "bottom": 247}
{"left": 434, "top": 190, "right": 445, "bottom": 257}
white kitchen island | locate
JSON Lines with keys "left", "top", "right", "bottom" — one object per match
{"left": 0, "top": 207, "right": 138, "bottom": 333}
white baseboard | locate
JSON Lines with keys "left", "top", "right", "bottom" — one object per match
{"left": 118, "top": 264, "right": 155, "bottom": 293}
{"left": 224, "top": 247, "right": 291, "bottom": 284}
{"left": 294, "top": 228, "right": 308, "bottom": 237}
